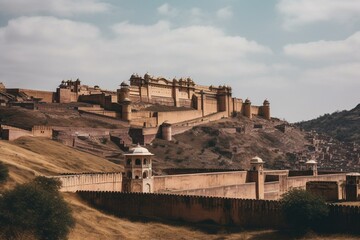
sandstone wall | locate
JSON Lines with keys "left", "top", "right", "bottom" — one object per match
{"left": 153, "top": 171, "right": 248, "bottom": 192}
{"left": 78, "top": 191, "right": 284, "bottom": 228}
{"left": 78, "top": 191, "right": 360, "bottom": 232}
{"left": 32, "top": 125, "right": 53, "bottom": 138}
{"left": 157, "top": 110, "right": 203, "bottom": 125}
{"left": 52, "top": 173, "right": 122, "bottom": 192}
{"left": 170, "top": 182, "right": 256, "bottom": 199}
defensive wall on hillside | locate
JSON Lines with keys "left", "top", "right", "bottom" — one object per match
{"left": 77, "top": 191, "right": 360, "bottom": 232}
{"left": 51, "top": 169, "right": 348, "bottom": 201}
{"left": 52, "top": 172, "right": 122, "bottom": 192}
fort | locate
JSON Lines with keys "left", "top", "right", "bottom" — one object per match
{"left": 1, "top": 75, "right": 359, "bottom": 230}
{"left": 50, "top": 144, "right": 360, "bottom": 231}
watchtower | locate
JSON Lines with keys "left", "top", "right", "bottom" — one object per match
{"left": 249, "top": 156, "right": 265, "bottom": 199}
{"left": 244, "top": 98, "right": 252, "bottom": 119}
{"left": 117, "top": 81, "right": 132, "bottom": 121}
{"left": 262, "top": 99, "right": 270, "bottom": 120}
{"left": 305, "top": 159, "right": 318, "bottom": 176}
{"left": 122, "top": 144, "right": 154, "bottom": 193}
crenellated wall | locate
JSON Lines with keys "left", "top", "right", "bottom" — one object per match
{"left": 77, "top": 191, "right": 360, "bottom": 232}
{"left": 51, "top": 172, "right": 122, "bottom": 192}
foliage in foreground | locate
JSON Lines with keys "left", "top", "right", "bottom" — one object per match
{"left": 281, "top": 189, "right": 329, "bottom": 231}
{"left": 0, "top": 176, "right": 75, "bottom": 240}
{"left": 0, "top": 161, "right": 9, "bottom": 183}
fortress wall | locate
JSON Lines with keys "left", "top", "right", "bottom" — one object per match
{"left": 6, "top": 89, "right": 55, "bottom": 103}
{"left": 287, "top": 174, "right": 346, "bottom": 193}
{"left": 78, "top": 191, "right": 284, "bottom": 228}
{"left": 79, "top": 112, "right": 128, "bottom": 126}
{"left": 264, "top": 182, "right": 281, "bottom": 200}
{"left": 251, "top": 106, "right": 260, "bottom": 116}
{"left": 171, "top": 126, "right": 193, "bottom": 135}
{"left": 56, "top": 88, "right": 78, "bottom": 103}
{"left": 131, "top": 117, "right": 157, "bottom": 127}
{"left": 204, "top": 96, "right": 218, "bottom": 115}
{"left": 233, "top": 98, "right": 243, "bottom": 113}
{"left": 157, "top": 110, "right": 203, "bottom": 125}
{"left": 78, "top": 191, "right": 360, "bottom": 232}
{"left": 78, "top": 94, "right": 105, "bottom": 106}
{"left": 1, "top": 128, "right": 32, "bottom": 141}
{"left": 52, "top": 173, "right": 122, "bottom": 192}
{"left": 169, "top": 182, "right": 256, "bottom": 199}
{"left": 32, "top": 125, "right": 53, "bottom": 138}
{"left": 153, "top": 171, "right": 248, "bottom": 192}
{"left": 132, "top": 111, "right": 152, "bottom": 119}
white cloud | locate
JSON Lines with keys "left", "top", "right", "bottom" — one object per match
{"left": 157, "top": 3, "right": 178, "bottom": 17}
{"left": 0, "top": 0, "right": 109, "bottom": 16}
{"left": 277, "top": 0, "right": 360, "bottom": 30}
{"left": 284, "top": 31, "right": 360, "bottom": 62}
{"left": 0, "top": 16, "right": 271, "bottom": 91}
{"left": 216, "top": 6, "right": 233, "bottom": 20}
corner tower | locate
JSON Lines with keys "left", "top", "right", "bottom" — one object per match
{"left": 122, "top": 144, "right": 154, "bottom": 193}
{"left": 244, "top": 98, "right": 252, "bottom": 119}
{"left": 117, "top": 81, "right": 132, "bottom": 121}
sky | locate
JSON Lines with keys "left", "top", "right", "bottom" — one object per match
{"left": 0, "top": 0, "right": 359, "bottom": 122}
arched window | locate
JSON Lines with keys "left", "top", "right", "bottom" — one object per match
{"left": 126, "top": 159, "right": 131, "bottom": 165}
{"left": 135, "top": 159, "right": 141, "bottom": 165}
{"left": 143, "top": 171, "right": 148, "bottom": 179}
{"left": 135, "top": 175, "right": 139, "bottom": 179}
{"left": 143, "top": 159, "right": 147, "bottom": 165}
{"left": 127, "top": 171, "right": 132, "bottom": 178}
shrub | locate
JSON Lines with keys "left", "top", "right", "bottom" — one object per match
{"left": 0, "top": 161, "right": 9, "bottom": 183}
{"left": 281, "top": 189, "right": 329, "bottom": 231}
{"left": 0, "top": 177, "right": 75, "bottom": 240}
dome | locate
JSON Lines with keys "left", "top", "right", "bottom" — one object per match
{"left": 263, "top": 99, "right": 270, "bottom": 105}
{"left": 305, "top": 159, "right": 317, "bottom": 164}
{"left": 250, "top": 156, "right": 264, "bottom": 164}
{"left": 125, "top": 144, "right": 154, "bottom": 156}
{"left": 120, "top": 81, "right": 129, "bottom": 87}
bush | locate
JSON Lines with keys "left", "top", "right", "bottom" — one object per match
{"left": 281, "top": 189, "right": 329, "bottom": 231}
{"left": 0, "top": 161, "right": 9, "bottom": 183}
{"left": 0, "top": 176, "right": 75, "bottom": 240}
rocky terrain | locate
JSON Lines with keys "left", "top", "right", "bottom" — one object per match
{"left": 297, "top": 104, "right": 360, "bottom": 144}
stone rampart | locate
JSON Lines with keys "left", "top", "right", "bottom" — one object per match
{"left": 153, "top": 171, "right": 248, "bottom": 193}
{"left": 170, "top": 182, "right": 256, "bottom": 199}
{"left": 78, "top": 191, "right": 284, "bottom": 228}
{"left": 77, "top": 191, "right": 360, "bottom": 232}
{"left": 52, "top": 172, "right": 122, "bottom": 192}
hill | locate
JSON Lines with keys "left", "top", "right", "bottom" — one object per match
{"left": 297, "top": 104, "right": 360, "bottom": 144}
{"left": 148, "top": 115, "right": 308, "bottom": 171}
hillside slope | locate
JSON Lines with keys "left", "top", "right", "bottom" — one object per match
{"left": 297, "top": 104, "right": 360, "bottom": 144}
{"left": 0, "top": 137, "right": 122, "bottom": 189}
{"left": 148, "top": 116, "right": 308, "bottom": 171}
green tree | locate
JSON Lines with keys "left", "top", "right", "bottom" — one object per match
{"left": 0, "top": 161, "right": 9, "bottom": 183}
{"left": 0, "top": 177, "right": 75, "bottom": 240}
{"left": 281, "top": 189, "right": 329, "bottom": 231}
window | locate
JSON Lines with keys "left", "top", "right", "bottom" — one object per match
{"left": 135, "top": 159, "right": 141, "bottom": 165}
{"left": 126, "top": 159, "right": 131, "bottom": 165}
{"left": 143, "top": 171, "right": 148, "bottom": 179}
{"left": 143, "top": 159, "right": 147, "bottom": 165}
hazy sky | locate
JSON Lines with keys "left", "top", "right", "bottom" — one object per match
{"left": 0, "top": 0, "right": 359, "bottom": 122}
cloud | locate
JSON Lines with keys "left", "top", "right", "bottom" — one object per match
{"left": 284, "top": 31, "right": 360, "bottom": 62}
{"left": 216, "top": 6, "right": 233, "bottom": 20}
{"left": 0, "top": 16, "right": 271, "bottom": 91}
{"left": 0, "top": 0, "right": 110, "bottom": 16}
{"left": 157, "top": 3, "right": 178, "bottom": 17}
{"left": 277, "top": 0, "right": 360, "bottom": 29}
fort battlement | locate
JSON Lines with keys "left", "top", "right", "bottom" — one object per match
{"left": 77, "top": 191, "right": 360, "bottom": 232}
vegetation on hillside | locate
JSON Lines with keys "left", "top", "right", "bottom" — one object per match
{"left": 0, "top": 177, "right": 75, "bottom": 240}
{"left": 297, "top": 104, "right": 360, "bottom": 143}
